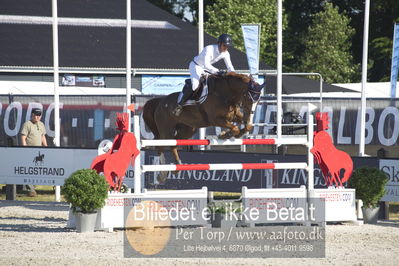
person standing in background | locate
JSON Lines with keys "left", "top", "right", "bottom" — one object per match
{"left": 19, "top": 108, "right": 47, "bottom": 196}
{"left": 21, "top": 108, "right": 47, "bottom": 147}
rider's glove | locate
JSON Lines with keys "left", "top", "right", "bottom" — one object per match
{"left": 217, "top": 70, "right": 227, "bottom": 76}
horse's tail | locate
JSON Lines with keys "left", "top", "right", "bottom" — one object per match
{"left": 142, "top": 98, "right": 162, "bottom": 139}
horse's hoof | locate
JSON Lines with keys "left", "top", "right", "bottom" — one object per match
{"left": 172, "top": 170, "right": 179, "bottom": 176}
{"left": 157, "top": 171, "right": 168, "bottom": 184}
{"left": 218, "top": 131, "right": 232, "bottom": 139}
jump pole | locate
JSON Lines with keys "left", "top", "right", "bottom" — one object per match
{"left": 133, "top": 114, "right": 142, "bottom": 194}
{"left": 307, "top": 103, "right": 316, "bottom": 191}
{"left": 142, "top": 162, "right": 308, "bottom": 173}
{"left": 141, "top": 137, "right": 307, "bottom": 147}
{"left": 132, "top": 106, "right": 314, "bottom": 195}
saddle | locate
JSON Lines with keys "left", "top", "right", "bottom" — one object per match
{"left": 179, "top": 75, "right": 209, "bottom": 106}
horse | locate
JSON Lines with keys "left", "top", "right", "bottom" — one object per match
{"left": 311, "top": 130, "right": 353, "bottom": 187}
{"left": 142, "top": 72, "right": 264, "bottom": 180}
{"left": 33, "top": 152, "right": 44, "bottom": 166}
{"left": 91, "top": 113, "right": 140, "bottom": 191}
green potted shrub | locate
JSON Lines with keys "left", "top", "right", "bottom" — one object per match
{"left": 63, "top": 169, "right": 109, "bottom": 232}
{"left": 209, "top": 204, "right": 240, "bottom": 228}
{"left": 348, "top": 167, "right": 389, "bottom": 224}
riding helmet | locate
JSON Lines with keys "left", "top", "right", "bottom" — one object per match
{"left": 218, "top": 34, "right": 232, "bottom": 47}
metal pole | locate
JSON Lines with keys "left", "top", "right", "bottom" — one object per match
{"left": 276, "top": 0, "right": 283, "bottom": 141}
{"left": 198, "top": 0, "right": 205, "bottom": 149}
{"left": 133, "top": 115, "right": 142, "bottom": 194}
{"left": 307, "top": 104, "right": 314, "bottom": 191}
{"left": 6, "top": 94, "right": 16, "bottom": 200}
{"left": 52, "top": 0, "right": 61, "bottom": 202}
{"left": 126, "top": 0, "right": 132, "bottom": 131}
{"left": 359, "top": 0, "right": 370, "bottom": 156}
{"left": 198, "top": 0, "right": 204, "bottom": 53}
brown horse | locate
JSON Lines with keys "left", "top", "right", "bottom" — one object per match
{"left": 142, "top": 72, "right": 264, "bottom": 173}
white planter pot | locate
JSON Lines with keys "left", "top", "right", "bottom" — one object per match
{"left": 75, "top": 212, "right": 98, "bottom": 233}
{"left": 361, "top": 206, "right": 380, "bottom": 224}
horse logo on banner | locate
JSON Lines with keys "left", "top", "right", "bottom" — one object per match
{"left": 311, "top": 112, "right": 353, "bottom": 187}
{"left": 91, "top": 111, "right": 139, "bottom": 191}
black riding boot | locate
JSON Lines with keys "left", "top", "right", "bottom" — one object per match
{"left": 173, "top": 89, "right": 193, "bottom": 116}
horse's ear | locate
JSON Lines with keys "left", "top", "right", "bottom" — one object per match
{"left": 260, "top": 82, "right": 265, "bottom": 89}
{"left": 253, "top": 82, "right": 265, "bottom": 92}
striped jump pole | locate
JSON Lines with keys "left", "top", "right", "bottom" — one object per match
{"left": 141, "top": 162, "right": 308, "bottom": 173}
{"left": 141, "top": 137, "right": 307, "bottom": 147}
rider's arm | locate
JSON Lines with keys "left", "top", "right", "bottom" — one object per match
{"left": 203, "top": 46, "right": 219, "bottom": 74}
{"left": 223, "top": 52, "right": 235, "bottom": 72}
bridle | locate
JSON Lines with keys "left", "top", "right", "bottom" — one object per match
{"left": 247, "top": 77, "right": 264, "bottom": 102}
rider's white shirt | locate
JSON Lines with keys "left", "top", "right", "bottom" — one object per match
{"left": 193, "top": 44, "right": 235, "bottom": 74}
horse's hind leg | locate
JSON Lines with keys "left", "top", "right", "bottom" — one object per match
{"left": 169, "top": 125, "right": 196, "bottom": 175}
{"left": 172, "top": 124, "right": 196, "bottom": 164}
{"left": 156, "top": 147, "right": 169, "bottom": 184}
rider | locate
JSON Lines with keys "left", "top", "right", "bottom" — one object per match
{"left": 173, "top": 33, "right": 235, "bottom": 116}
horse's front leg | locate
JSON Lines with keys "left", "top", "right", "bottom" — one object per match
{"left": 218, "top": 121, "right": 240, "bottom": 139}
{"left": 232, "top": 106, "right": 244, "bottom": 123}
{"left": 235, "top": 99, "right": 256, "bottom": 138}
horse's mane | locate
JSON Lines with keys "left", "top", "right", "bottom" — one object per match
{"left": 212, "top": 72, "right": 252, "bottom": 83}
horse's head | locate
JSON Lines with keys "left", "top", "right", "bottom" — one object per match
{"left": 116, "top": 113, "right": 129, "bottom": 131}
{"left": 221, "top": 72, "right": 265, "bottom": 102}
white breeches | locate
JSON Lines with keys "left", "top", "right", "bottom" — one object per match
{"left": 189, "top": 61, "right": 204, "bottom": 91}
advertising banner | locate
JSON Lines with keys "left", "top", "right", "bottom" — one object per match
{"left": 241, "top": 24, "right": 261, "bottom": 77}
{"left": 1, "top": 96, "right": 399, "bottom": 148}
{"left": 62, "top": 74, "right": 105, "bottom": 87}
{"left": 390, "top": 23, "right": 399, "bottom": 98}
{"left": 144, "top": 150, "right": 379, "bottom": 192}
{"left": 380, "top": 159, "right": 399, "bottom": 201}
{"left": 142, "top": 75, "right": 187, "bottom": 95}
{"left": 0, "top": 147, "right": 97, "bottom": 186}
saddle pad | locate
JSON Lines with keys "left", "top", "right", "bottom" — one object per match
{"left": 179, "top": 80, "right": 209, "bottom": 106}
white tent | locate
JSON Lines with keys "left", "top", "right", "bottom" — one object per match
{"left": 288, "top": 82, "right": 399, "bottom": 98}
{"left": 0, "top": 80, "right": 141, "bottom": 95}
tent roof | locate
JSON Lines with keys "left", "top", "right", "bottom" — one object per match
{"left": 0, "top": 0, "right": 353, "bottom": 94}
{"left": 0, "top": 0, "right": 270, "bottom": 70}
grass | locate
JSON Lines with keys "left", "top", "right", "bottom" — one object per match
{"left": 213, "top": 192, "right": 241, "bottom": 200}
{"left": 389, "top": 202, "right": 399, "bottom": 220}
{"left": 0, "top": 185, "right": 66, "bottom": 202}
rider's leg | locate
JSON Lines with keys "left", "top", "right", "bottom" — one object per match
{"left": 173, "top": 63, "right": 201, "bottom": 116}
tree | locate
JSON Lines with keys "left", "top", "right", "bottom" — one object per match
{"left": 147, "top": 0, "right": 190, "bottom": 20}
{"left": 298, "top": 2, "right": 359, "bottom": 83}
{"left": 369, "top": 37, "right": 393, "bottom": 82}
{"left": 204, "top": 0, "right": 288, "bottom": 68}
{"left": 284, "top": 0, "right": 399, "bottom": 82}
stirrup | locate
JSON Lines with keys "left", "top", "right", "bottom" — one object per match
{"left": 173, "top": 104, "right": 183, "bottom": 116}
